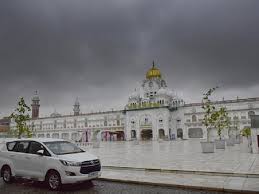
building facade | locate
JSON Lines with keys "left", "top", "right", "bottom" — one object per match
{"left": 0, "top": 117, "right": 11, "bottom": 138}
{"left": 10, "top": 63, "right": 259, "bottom": 142}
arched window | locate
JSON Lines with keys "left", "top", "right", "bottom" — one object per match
{"left": 131, "top": 130, "right": 136, "bottom": 138}
{"left": 248, "top": 111, "right": 255, "bottom": 119}
{"left": 192, "top": 115, "right": 197, "bottom": 122}
{"left": 233, "top": 116, "right": 239, "bottom": 120}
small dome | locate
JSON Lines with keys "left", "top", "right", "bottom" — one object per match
{"left": 157, "top": 88, "right": 168, "bottom": 96}
{"left": 146, "top": 62, "right": 162, "bottom": 79}
{"left": 32, "top": 91, "right": 40, "bottom": 101}
{"left": 129, "top": 89, "right": 140, "bottom": 99}
{"left": 32, "top": 96, "right": 40, "bottom": 101}
{"left": 50, "top": 110, "right": 61, "bottom": 117}
{"left": 167, "top": 89, "right": 174, "bottom": 97}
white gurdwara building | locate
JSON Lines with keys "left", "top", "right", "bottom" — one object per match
{"left": 10, "top": 63, "right": 259, "bottom": 142}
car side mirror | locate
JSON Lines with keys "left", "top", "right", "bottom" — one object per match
{"left": 36, "top": 149, "right": 44, "bottom": 156}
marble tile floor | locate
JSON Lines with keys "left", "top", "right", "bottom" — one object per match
{"left": 86, "top": 140, "right": 259, "bottom": 175}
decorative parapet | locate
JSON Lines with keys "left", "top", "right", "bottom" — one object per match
{"left": 140, "top": 124, "right": 152, "bottom": 129}
{"left": 127, "top": 102, "right": 161, "bottom": 110}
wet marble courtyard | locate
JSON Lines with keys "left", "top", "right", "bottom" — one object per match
{"left": 87, "top": 139, "right": 259, "bottom": 175}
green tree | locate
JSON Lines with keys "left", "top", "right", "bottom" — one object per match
{"left": 241, "top": 127, "right": 252, "bottom": 150}
{"left": 202, "top": 87, "right": 218, "bottom": 142}
{"left": 241, "top": 127, "right": 251, "bottom": 138}
{"left": 10, "top": 97, "right": 32, "bottom": 139}
{"left": 211, "top": 107, "right": 230, "bottom": 140}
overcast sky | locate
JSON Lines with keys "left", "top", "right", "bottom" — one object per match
{"left": 0, "top": 0, "right": 259, "bottom": 118}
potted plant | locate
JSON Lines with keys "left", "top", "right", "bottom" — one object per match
{"left": 241, "top": 127, "right": 252, "bottom": 153}
{"left": 200, "top": 87, "right": 218, "bottom": 153}
{"left": 212, "top": 107, "right": 230, "bottom": 149}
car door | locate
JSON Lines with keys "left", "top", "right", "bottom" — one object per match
{"left": 12, "top": 141, "right": 30, "bottom": 177}
{"left": 26, "top": 141, "right": 51, "bottom": 180}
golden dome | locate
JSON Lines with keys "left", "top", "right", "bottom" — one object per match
{"left": 146, "top": 62, "right": 162, "bottom": 79}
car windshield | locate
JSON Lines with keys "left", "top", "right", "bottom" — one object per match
{"left": 43, "top": 141, "right": 85, "bottom": 155}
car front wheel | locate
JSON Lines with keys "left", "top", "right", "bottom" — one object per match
{"left": 2, "top": 166, "right": 13, "bottom": 184}
{"left": 46, "top": 171, "right": 62, "bottom": 191}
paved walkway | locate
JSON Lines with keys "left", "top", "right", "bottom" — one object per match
{"left": 85, "top": 140, "right": 259, "bottom": 192}
{"left": 100, "top": 167, "right": 259, "bottom": 193}
{"left": 87, "top": 140, "right": 259, "bottom": 175}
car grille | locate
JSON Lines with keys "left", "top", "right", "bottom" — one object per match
{"left": 80, "top": 159, "right": 101, "bottom": 174}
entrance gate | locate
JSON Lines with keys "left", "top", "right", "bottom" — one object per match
{"left": 177, "top": 128, "right": 183, "bottom": 139}
{"left": 159, "top": 129, "right": 165, "bottom": 139}
{"left": 141, "top": 129, "right": 153, "bottom": 140}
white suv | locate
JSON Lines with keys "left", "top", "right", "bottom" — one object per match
{"left": 0, "top": 138, "right": 101, "bottom": 190}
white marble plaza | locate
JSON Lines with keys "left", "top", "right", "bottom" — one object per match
{"left": 87, "top": 139, "right": 259, "bottom": 175}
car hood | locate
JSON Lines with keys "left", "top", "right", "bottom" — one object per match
{"left": 57, "top": 152, "right": 98, "bottom": 162}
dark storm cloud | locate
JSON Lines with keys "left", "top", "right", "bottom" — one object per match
{"left": 0, "top": 0, "right": 259, "bottom": 117}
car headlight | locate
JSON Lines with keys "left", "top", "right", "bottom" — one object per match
{"left": 60, "top": 160, "right": 82, "bottom": 167}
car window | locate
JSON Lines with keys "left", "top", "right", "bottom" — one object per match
{"left": 13, "top": 141, "right": 30, "bottom": 153}
{"left": 28, "top": 142, "right": 44, "bottom": 154}
{"left": 6, "top": 142, "right": 17, "bottom": 151}
{"left": 28, "top": 141, "right": 51, "bottom": 156}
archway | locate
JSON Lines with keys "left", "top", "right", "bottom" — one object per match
{"left": 131, "top": 130, "right": 136, "bottom": 139}
{"left": 116, "top": 131, "right": 125, "bottom": 141}
{"left": 61, "top": 133, "right": 69, "bottom": 140}
{"left": 159, "top": 129, "right": 165, "bottom": 139}
{"left": 228, "top": 127, "right": 237, "bottom": 138}
{"left": 188, "top": 128, "right": 203, "bottom": 138}
{"left": 71, "top": 133, "right": 78, "bottom": 141}
{"left": 38, "top": 134, "right": 45, "bottom": 138}
{"left": 52, "top": 133, "right": 59, "bottom": 139}
{"left": 248, "top": 111, "right": 255, "bottom": 119}
{"left": 177, "top": 128, "right": 183, "bottom": 139}
{"left": 101, "top": 131, "right": 107, "bottom": 141}
{"left": 192, "top": 115, "right": 197, "bottom": 122}
{"left": 141, "top": 129, "right": 153, "bottom": 140}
